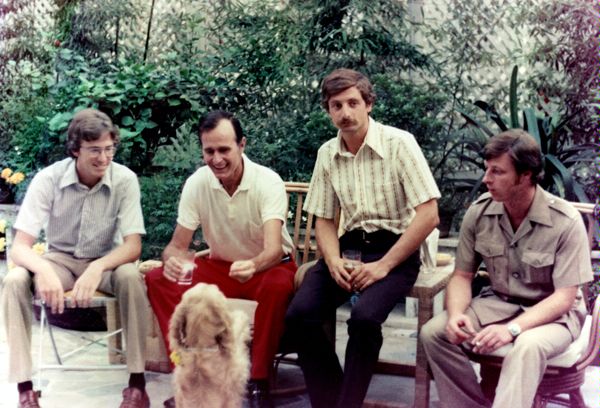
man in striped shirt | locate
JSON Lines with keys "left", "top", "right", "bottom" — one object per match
{"left": 2, "top": 109, "right": 149, "bottom": 408}
{"left": 286, "top": 68, "right": 440, "bottom": 408}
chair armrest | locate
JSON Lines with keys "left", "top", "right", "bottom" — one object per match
{"left": 574, "top": 292, "right": 600, "bottom": 370}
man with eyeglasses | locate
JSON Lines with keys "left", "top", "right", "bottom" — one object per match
{"left": 2, "top": 108, "right": 149, "bottom": 408}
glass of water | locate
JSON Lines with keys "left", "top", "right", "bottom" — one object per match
{"left": 178, "top": 249, "right": 196, "bottom": 285}
{"left": 342, "top": 249, "right": 362, "bottom": 305}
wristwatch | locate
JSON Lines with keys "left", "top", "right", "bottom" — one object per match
{"left": 507, "top": 322, "right": 522, "bottom": 337}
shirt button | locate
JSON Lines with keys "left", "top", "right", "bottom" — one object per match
{"left": 512, "top": 272, "right": 520, "bottom": 279}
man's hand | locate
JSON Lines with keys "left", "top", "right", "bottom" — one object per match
{"left": 71, "top": 261, "right": 104, "bottom": 308}
{"left": 35, "top": 269, "right": 65, "bottom": 314}
{"left": 349, "top": 260, "right": 390, "bottom": 291}
{"left": 163, "top": 256, "right": 186, "bottom": 282}
{"left": 229, "top": 260, "right": 257, "bottom": 283}
{"left": 471, "top": 324, "right": 513, "bottom": 354}
{"left": 326, "top": 257, "right": 353, "bottom": 291}
{"left": 445, "top": 313, "right": 478, "bottom": 345}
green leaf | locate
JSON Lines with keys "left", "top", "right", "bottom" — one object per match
{"left": 48, "top": 111, "right": 74, "bottom": 132}
{"left": 121, "top": 116, "right": 135, "bottom": 126}
{"left": 522, "top": 108, "right": 542, "bottom": 148}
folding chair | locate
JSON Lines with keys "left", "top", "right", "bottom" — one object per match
{"left": 34, "top": 291, "right": 127, "bottom": 390}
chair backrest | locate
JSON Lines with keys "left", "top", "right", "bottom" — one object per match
{"left": 284, "top": 182, "right": 340, "bottom": 265}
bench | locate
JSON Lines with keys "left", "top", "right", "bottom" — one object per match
{"left": 138, "top": 181, "right": 454, "bottom": 407}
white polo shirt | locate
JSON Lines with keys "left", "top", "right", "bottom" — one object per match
{"left": 177, "top": 154, "right": 293, "bottom": 262}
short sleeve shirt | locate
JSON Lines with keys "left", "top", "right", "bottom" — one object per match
{"left": 304, "top": 118, "right": 440, "bottom": 234}
{"left": 177, "top": 154, "right": 293, "bottom": 262}
{"left": 14, "top": 158, "right": 146, "bottom": 259}
{"left": 456, "top": 186, "right": 593, "bottom": 334}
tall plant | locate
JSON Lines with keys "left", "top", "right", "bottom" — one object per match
{"left": 459, "top": 66, "right": 595, "bottom": 203}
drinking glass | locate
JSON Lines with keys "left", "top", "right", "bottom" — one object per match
{"left": 342, "top": 249, "right": 362, "bottom": 306}
{"left": 178, "top": 250, "right": 196, "bottom": 285}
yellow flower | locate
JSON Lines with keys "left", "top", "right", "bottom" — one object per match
{"left": 32, "top": 242, "right": 47, "bottom": 255}
{"left": 169, "top": 351, "right": 182, "bottom": 366}
{"left": 0, "top": 219, "right": 6, "bottom": 234}
{"left": 7, "top": 172, "right": 25, "bottom": 185}
{"left": 1, "top": 168, "right": 12, "bottom": 180}
{"left": 0, "top": 237, "right": 5, "bottom": 253}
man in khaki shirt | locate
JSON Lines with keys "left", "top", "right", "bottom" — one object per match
{"left": 420, "top": 129, "right": 592, "bottom": 408}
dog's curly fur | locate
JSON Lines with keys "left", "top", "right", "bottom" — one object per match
{"left": 169, "top": 283, "right": 251, "bottom": 408}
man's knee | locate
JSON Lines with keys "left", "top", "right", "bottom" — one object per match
{"left": 419, "top": 312, "right": 447, "bottom": 346}
{"left": 113, "top": 263, "right": 144, "bottom": 288}
{"left": 2, "top": 267, "right": 32, "bottom": 294}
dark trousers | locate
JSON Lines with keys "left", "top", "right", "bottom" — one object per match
{"left": 285, "top": 229, "right": 420, "bottom": 408}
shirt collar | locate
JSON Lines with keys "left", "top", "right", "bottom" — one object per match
{"left": 58, "top": 159, "right": 112, "bottom": 191}
{"left": 208, "top": 154, "right": 251, "bottom": 193}
{"left": 482, "top": 185, "right": 553, "bottom": 227}
{"left": 335, "top": 117, "right": 385, "bottom": 159}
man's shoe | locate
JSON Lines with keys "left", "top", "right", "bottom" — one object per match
{"left": 119, "top": 387, "right": 150, "bottom": 408}
{"left": 247, "top": 380, "right": 274, "bottom": 408}
{"left": 18, "top": 390, "right": 40, "bottom": 408}
{"left": 163, "top": 396, "right": 176, "bottom": 408}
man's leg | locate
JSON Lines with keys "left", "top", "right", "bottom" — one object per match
{"left": 493, "top": 323, "right": 572, "bottom": 408}
{"left": 101, "top": 263, "right": 148, "bottom": 374}
{"left": 239, "top": 260, "right": 296, "bottom": 380}
{"left": 336, "top": 250, "right": 420, "bottom": 408}
{"left": 285, "top": 259, "right": 349, "bottom": 408}
{"left": 420, "top": 309, "right": 490, "bottom": 408}
{"left": 2, "top": 267, "right": 36, "bottom": 383}
{"left": 143, "top": 266, "right": 190, "bottom": 354}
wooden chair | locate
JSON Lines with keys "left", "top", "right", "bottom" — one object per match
{"left": 465, "top": 202, "right": 598, "bottom": 407}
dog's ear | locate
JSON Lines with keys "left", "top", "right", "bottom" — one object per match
{"left": 169, "top": 301, "right": 188, "bottom": 349}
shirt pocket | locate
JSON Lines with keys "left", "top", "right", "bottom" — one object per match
{"left": 475, "top": 241, "right": 506, "bottom": 275}
{"left": 521, "top": 251, "right": 554, "bottom": 284}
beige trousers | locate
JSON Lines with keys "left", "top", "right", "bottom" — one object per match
{"left": 420, "top": 308, "right": 572, "bottom": 408}
{"left": 1, "top": 251, "right": 148, "bottom": 383}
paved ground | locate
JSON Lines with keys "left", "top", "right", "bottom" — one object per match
{"left": 0, "top": 257, "right": 598, "bottom": 408}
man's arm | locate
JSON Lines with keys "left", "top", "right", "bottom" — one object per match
{"left": 315, "top": 216, "right": 352, "bottom": 291}
{"left": 472, "top": 286, "right": 578, "bottom": 354}
{"left": 70, "top": 233, "right": 142, "bottom": 307}
{"left": 161, "top": 224, "right": 195, "bottom": 282}
{"left": 11, "top": 230, "right": 66, "bottom": 314}
{"left": 444, "top": 268, "right": 476, "bottom": 344}
{"left": 352, "top": 198, "right": 439, "bottom": 290}
{"left": 230, "top": 218, "right": 285, "bottom": 283}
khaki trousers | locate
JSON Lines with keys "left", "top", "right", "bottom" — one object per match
{"left": 420, "top": 308, "right": 572, "bottom": 408}
{"left": 1, "top": 251, "right": 148, "bottom": 383}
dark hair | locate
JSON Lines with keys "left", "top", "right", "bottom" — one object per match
{"left": 320, "top": 68, "right": 376, "bottom": 111}
{"left": 483, "top": 129, "right": 544, "bottom": 184}
{"left": 198, "top": 110, "right": 244, "bottom": 144}
{"left": 66, "top": 108, "right": 119, "bottom": 158}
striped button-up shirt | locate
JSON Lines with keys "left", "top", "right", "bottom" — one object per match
{"left": 304, "top": 118, "right": 440, "bottom": 234}
{"left": 15, "top": 158, "right": 145, "bottom": 259}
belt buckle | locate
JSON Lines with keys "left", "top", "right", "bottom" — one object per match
{"left": 361, "top": 230, "right": 371, "bottom": 245}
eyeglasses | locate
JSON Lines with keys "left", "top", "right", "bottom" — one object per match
{"left": 80, "top": 145, "right": 118, "bottom": 157}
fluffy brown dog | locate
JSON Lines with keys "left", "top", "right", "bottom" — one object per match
{"left": 169, "top": 283, "right": 251, "bottom": 408}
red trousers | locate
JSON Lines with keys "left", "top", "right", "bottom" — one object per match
{"left": 144, "top": 257, "right": 297, "bottom": 379}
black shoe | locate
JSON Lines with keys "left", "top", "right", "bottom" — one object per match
{"left": 163, "top": 396, "right": 175, "bottom": 408}
{"left": 247, "top": 379, "right": 274, "bottom": 408}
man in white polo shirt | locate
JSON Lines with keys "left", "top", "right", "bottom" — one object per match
{"left": 285, "top": 68, "right": 440, "bottom": 408}
{"left": 2, "top": 108, "right": 149, "bottom": 408}
{"left": 144, "top": 110, "right": 297, "bottom": 408}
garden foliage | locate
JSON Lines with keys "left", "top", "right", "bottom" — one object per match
{"left": 0, "top": 0, "right": 596, "bottom": 257}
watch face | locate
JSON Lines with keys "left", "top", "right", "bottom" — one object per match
{"left": 508, "top": 323, "right": 521, "bottom": 336}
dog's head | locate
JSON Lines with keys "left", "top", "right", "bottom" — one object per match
{"left": 169, "top": 283, "right": 235, "bottom": 352}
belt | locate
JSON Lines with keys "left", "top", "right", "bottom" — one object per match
{"left": 342, "top": 229, "right": 399, "bottom": 246}
{"left": 493, "top": 291, "right": 539, "bottom": 307}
